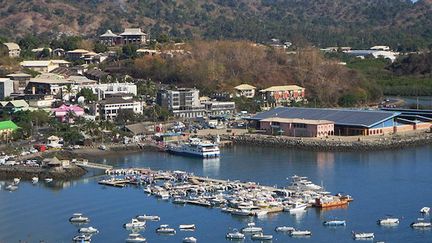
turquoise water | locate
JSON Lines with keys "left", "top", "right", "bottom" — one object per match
{"left": 1, "top": 145, "right": 432, "bottom": 242}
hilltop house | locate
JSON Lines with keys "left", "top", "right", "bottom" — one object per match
{"left": 99, "top": 30, "right": 121, "bottom": 46}
{"left": 120, "top": 28, "right": 147, "bottom": 45}
{"left": 2, "top": 43, "right": 20, "bottom": 57}
{"left": 260, "top": 85, "right": 306, "bottom": 107}
{"left": 20, "top": 60, "right": 70, "bottom": 73}
{"left": 234, "top": 84, "right": 256, "bottom": 98}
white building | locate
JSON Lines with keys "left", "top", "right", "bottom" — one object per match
{"left": 2, "top": 43, "right": 20, "bottom": 57}
{"left": 202, "top": 101, "right": 236, "bottom": 116}
{"left": 120, "top": 28, "right": 147, "bottom": 45}
{"left": 20, "top": 60, "right": 70, "bottom": 73}
{"left": 79, "top": 82, "right": 137, "bottom": 99}
{"left": 234, "top": 84, "right": 256, "bottom": 98}
{"left": 370, "top": 46, "right": 391, "bottom": 51}
{"left": 157, "top": 88, "right": 205, "bottom": 118}
{"left": 97, "top": 96, "right": 144, "bottom": 120}
{"left": 0, "top": 78, "right": 14, "bottom": 100}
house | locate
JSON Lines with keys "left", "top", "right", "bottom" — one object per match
{"left": 31, "top": 47, "right": 52, "bottom": 55}
{"left": 97, "top": 95, "right": 144, "bottom": 120}
{"left": 79, "top": 82, "right": 137, "bottom": 100}
{"left": 234, "top": 84, "right": 256, "bottom": 98}
{"left": 1, "top": 100, "right": 31, "bottom": 113}
{"left": 47, "top": 136, "right": 63, "bottom": 148}
{"left": 0, "top": 78, "right": 13, "bottom": 100}
{"left": 0, "top": 120, "right": 19, "bottom": 140}
{"left": 25, "top": 73, "right": 73, "bottom": 97}
{"left": 136, "top": 49, "right": 160, "bottom": 56}
{"left": 260, "top": 85, "right": 306, "bottom": 106}
{"left": 6, "top": 73, "right": 32, "bottom": 94}
{"left": 249, "top": 107, "right": 410, "bottom": 136}
{"left": 28, "top": 95, "right": 56, "bottom": 108}
{"left": 120, "top": 28, "right": 147, "bottom": 45}
{"left": 53, "top": 104, "right": 85, "bottom": 123}
{"left": 20, "top": 60, "right": 60, "bottom": 73}
{"left": 99, "top": 29, "right": 121, "bottom": 46}
{"left": 65, "top": 49, "right": 89, "bottom": 61}
{"left": 2, "top": 42, "right": 20, "bottom": 57}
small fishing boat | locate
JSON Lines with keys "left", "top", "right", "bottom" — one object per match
{"left": 420, "top": 207, "right": 430, "bottom": 214}
{"left": 183, "top": 236, "right": 197, "bottom": 243}
{"left": 173, "top": 198, "right": 187, "bottom": 204}
{"left": 323, "top": 220, "right": 346, "bottom": 226}
{"left": 69, "top": 213, "right": 90, "bottom": 223}
{"left": 251, "top": 233, "right": 273, "bottom": 241}
{"left": 255, "top": 210, "right": 267, "bottom": 217}
{"left": 32, "top": 177, "right": 38, "bottom": 184}
{"left": 287, "top": 203, "right": 307, "bottom": 214}
{"left": 78, "top": 226, "right": 99, "bottom": 234}
{"left": 143, "top": 186, "right": 152, "bottom": 194}
{"left": 124, "top": 219, "right": 146, "bottom": 229}
{"left": 136, "top": 215, "right": 160, "bottom": 221}
{"left": 275, "top": 226, "right": 295, "bottom": 232}
{"left": 156, "top": 224, "right": 176, "bottom": 234}
{"left": 226, "top": 229, "right": 245, "bottom": 240}
{"left": 241, "top": 223, "right": 263, "bottom": 233}
{"left": 73, "top": 234, "right": 91, "bottom": 242}
{"left": 290, "top": 230, "right": 312, "bottom": 237}
{"left": 377, "top": 217, "right": 399, "bottom": 226}
{"left": 352, "top": 232, "right": 374, "bottom": 240}
{"left": 45, "top": 178, "right": 53, "bottom": 183}
{"left": 231, "top": 209, "right": 253, "bottom": 216}
{"left": 410, "top": 221, "right": 432, "bottom": 228}
{"left": 5, "top": 184, "right": 18, "bottom": 191}
{"left": 125, "top": 233, "right": 146, "bottom": 243}
{"left": 13, "top": 178, "right": 20, "bottom": 185}
{"left": 180, "top": 224, "right": 196, "bottom": 230}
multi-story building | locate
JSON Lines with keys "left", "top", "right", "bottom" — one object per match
{"left": 2, "top": 43, "right": 20, "bottom": 57}
{"left": 234, "top": 84, "right": 256, "bottom": 98}
{"left": 6, "top": 73, "right": 32, "bottom": 94}
{"left": 202, "top": 101, "right": 236, "bottom": 116}
{"left": 0, "top": 78, "right": 14, "bottom": 100}
{"left": 120, "top": 28, "right": 147, "bottom": 45}
{"left": 157, "top": 88, "right": 205, "bottom": 118}
{"left": 260, "top": 85, "right": 305, "bottom": 106}
{"left": 79, "top": 82, "right": 137, "bottom": 100}
{"left": 97, "top": 96, "right": 144, "bottom": 120}
{"left": 99, "top": 30, "right": 121, "bottom": 46}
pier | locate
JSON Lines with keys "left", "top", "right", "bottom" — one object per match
{"left": 74, "top": 161, "right": 113, "bottom": 170}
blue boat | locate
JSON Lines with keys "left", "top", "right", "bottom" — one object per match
{"left": 323, "top": 220, "right": 346, "bottom": 226}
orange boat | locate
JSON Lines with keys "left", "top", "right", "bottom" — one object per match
{"left": 315, "top": 195, "right": 353, "bottom": 208}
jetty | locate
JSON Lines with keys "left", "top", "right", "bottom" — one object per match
{"left": 74, "top": 161, "right": 113, "bottom": 170}
{"left": 100, "top": 168, "right": 352, "bottom": 217}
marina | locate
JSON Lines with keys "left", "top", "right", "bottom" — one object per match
{"left": 1, "top": 144, "right": 432, "bottom": 242}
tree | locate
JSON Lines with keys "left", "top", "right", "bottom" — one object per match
{"left": 77, "top": 88, "right": 98, "bottom": 103}
{"left": 94, "top": 43, "right": 108, "bottom": 53}
{"left": 115, "top": 109, "right": 137, "bottom": 125}
{"left": 122, "top": 44, "right": 138, "bottom": 58}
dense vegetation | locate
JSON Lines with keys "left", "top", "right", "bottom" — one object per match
{"left": 0, "top": 0, "right": 431, "bottom": 50}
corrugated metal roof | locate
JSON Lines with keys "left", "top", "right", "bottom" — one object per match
{"left": 260, "top": 85, "right": 304, "bottom": 92}
{"left": 0, "top": 120, "right": 19, "bottom": 131}
{"left": 3, "top": 42, "right": 20, "bottom": 50}
{"left": 120, "top": 28, "right": 146, "bottom": 36}
{"left": 251, "top": 107, "right": 400, "bottom": 128}
{"left": 235, "top": 84, "right": 256, "bottom": 90}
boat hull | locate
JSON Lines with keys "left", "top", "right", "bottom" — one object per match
{"left": 167, "top": 149, "right": 220, "bottom": 158}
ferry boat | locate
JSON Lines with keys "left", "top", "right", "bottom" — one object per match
{"left": 314, "top": 195, "right": 351, "bottom": 208}
{"left": 166, "top": 138, "right": 220, "bottom": 158}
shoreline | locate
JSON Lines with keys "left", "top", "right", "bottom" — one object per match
{"left": 0, "top": 165, "right": 86, "bottom": 180}
{"left": 223, "top": 131, "right": 432, "bottom": 152}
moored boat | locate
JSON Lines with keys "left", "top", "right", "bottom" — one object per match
{"left": 251, "top": 233, "right": 273, "bottom": 241}
{"left": 13, "top": 178, "right": 20, "bottom": 185}
{"left": 290, "top": 230, "right": 312, "bottom": 237}
{"left": 166, "top": 138, "right": 220, "bottom": 158}
{"left": 32, "top": 177, "right": 38, "bottom": 184}
{"left": 79, "top": 226, "right": 99, "bottom": 234}
{"left": 183, "top": 236, "right": 197, "bottom": 243}
{"left": 136, "top": 215, "right": 160, "bottom": 221}
{"left": 352, "top": 232, "right": 374, "bottom": 240}
{"left": 124, "top": 218, "right": 146, "bottom": 229}
{"left": 125, "top": 233, "right": 146, "bottom": 243}
{"left": 180, "top": 224, "right": 196, "bottom": 230}
{"left": 241, "top": 223, "right": 263, "bottom": 233}
{"left": 5, "top": 184, "right": 18, "bottom": 191}
{"left": 410, "top": 221, "right": 432, "bottom": 228}
{"left": 69, "top": 213, "right": 90, "bottom": 223}
{"left": 156, "top": 224, "right": 176, "bottom": 234}
{"left": 226, "top": 229, "right": 245, "bottom": 240}
{"left": 420, "top": 207, "right": 430, "bottom": 214}
{"left": 323, "top": 220, "right": 346, "bottom": 226}
{"left": 73, "top": 234, "right": 91, "bottom": 242}
{"left": 45, "top": 178, "right": 53, "bottom": 183}
{"left": 377, "top": 217, "right": 399, "bottom": 226}
{"left": 286, "top": 202, "right": 307, "bottom": 213}
{"left": 315, "top": 195, "right": 350, "bottom": 208}
{"left": 275, "top": 226, "right": 295, "bottom": 232}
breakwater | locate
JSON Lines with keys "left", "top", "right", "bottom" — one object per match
{"left": 224, "top": 132, "right": 432, "bottom": 152}
{"left": 0, "top": 165, "right": 86, "bottom": 180}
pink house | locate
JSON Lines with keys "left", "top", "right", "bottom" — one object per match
{"left": 53, "top": 104, "right": 84, "bottom": 123}
{"left": 260, "top": 117, "right": 334, "bottom": 137}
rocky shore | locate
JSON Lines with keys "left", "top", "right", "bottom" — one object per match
{"left": 224, "top": 132, "right": 432, "bottom": 152}
{"left": 0, "top": 165, "right": 86, "bottom": 180}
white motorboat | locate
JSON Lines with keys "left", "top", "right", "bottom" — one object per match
{"left": 125, "top": 233, "right": 146, "bottom": 243}
{"left": 226, "top": 229, "right": 245, "bottom": 240}
{"left": 13, "top": 178, "right": 20, "bottom": 185}
{"left": 420, "top": 207, "right": 430, "bottom": 214}
{"left": 73, "top": 234, "right": 91, "bottom": 242}
{"left": 143, "top": 187, "right": 152, "bottom": 194}
{"left": 231, "top": 209, "right": 253, "bottom": 216}
{"left": 45, "top": 178, "right": 53, "bottom": 183}
{"left": 32, "top": 177, "right": 39, "bottom": 184}
{"left": 287, "top": 202, "right": 307, "bottom": 214}
{"left": 156, "top": 224, "right": 176, "bottom": 234}
{"left": 275, "top": 226, "right": 295, "bottom": 232}
{"left": 5, "top": 184, "right": 18, "bottom": 191}
{"left": 377, "top": 217, "right": 399, "bottom": 226}
{"left": 136, "top": 215, "right": 160, "bottom": 221}
{"left": 410, "top": 221, "right": 432, "bottom": 228}
{"left": 251, "top": 233, "right": 273, "bottom": 241}
{"left": 352, "top": 232, "right": 374, "bottom": 239}
{"left": 221, "top": 207, "right": 234, "bottom": 213}
{"left": 290, "top": 230, "right": 312, "bottom": 237}
{"left": 255, "top": 210, "right": 268, "bottom": 217}
{"left": 124, "top": 218, "right": 146, "bottom": 229}
{"left": 323, "top": 220, "right": 347, "bottom": 226}
{"left": 69, "top": 213, "right": 90, "bottom": 223}
{"left": 166, "top": 138, "right": 220, "bottom": 158}
{"left": 78, "top": 226, "right": 99, "bottom": 234}
{"left": 241, "top": 223, "right": 263, "bottom": 233}
{"left": 183, "top": 236, "right": 197, "bottom": 243}
{"left": 180, "top": 224, "right": 196, "bottom": 230}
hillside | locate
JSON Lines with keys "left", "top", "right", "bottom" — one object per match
{"left": 0, "top": 0, "right": 431, "bottom": 49}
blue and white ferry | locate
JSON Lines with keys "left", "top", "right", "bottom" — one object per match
{"left": 166, "top": 138, "right": 220, "bottom": 158}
